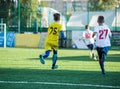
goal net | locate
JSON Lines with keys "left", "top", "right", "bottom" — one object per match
{"left": 0, "top": 23, "right": 6, "bottom": 48}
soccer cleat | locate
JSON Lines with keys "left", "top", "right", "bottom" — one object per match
{"left": 102, "top": 72, "right": 105, "bottom": 75}
{"left": 52, "top": 65, "right": 58, "bottom": 69}
{"left": 89, "top": 52, "right": 92, "bottom": 58}
{"left": 102, "top": 69, "right": 106, "bottom": 75}
{"left": 93, "top": 57, "right": 97, "bottom": 61}
{"left": 39, "top": 55, "right": 45, "bottom": 64}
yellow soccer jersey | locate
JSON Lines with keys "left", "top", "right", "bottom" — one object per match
{"left": 45, "top": 22, "right": 62, "bottom": 50}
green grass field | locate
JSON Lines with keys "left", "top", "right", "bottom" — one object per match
{"left": 0, "top": 48, "right": 120, "bottom": 89}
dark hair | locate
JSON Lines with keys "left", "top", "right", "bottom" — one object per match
{"left": 85, "top": 25, "right": 89, "bottom": 29}
{"left": 54, "top": 13, "right": 60, "bottom": 21}
{"left": 97, "top": 16, "right": 104, "bottom": 23}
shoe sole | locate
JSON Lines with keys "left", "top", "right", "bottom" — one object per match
{"left": 40, "top": 55, "right": 45, "bottom": 64}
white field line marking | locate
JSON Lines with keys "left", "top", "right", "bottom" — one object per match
{"left": 0, "top": 80, "right": 120, "bottom": 89}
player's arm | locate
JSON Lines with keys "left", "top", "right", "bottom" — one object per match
{"left": 109, "top": 30, "right": 112, "bottom": 38}
{"left": 60, "top": 31, "right": 66, "bottom": 40}
{"left": 79, "top": 32, "right": 84, "bottom": 41}
{"left": 92, "top": 32, "right": 97, "bottom": 38}
{"left": 92, "top": 27, "right": 97, "bottom": 38}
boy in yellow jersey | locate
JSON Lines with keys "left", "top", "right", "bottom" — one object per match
{"left": 39, "top": 13, "right": 66, "bottom": 69}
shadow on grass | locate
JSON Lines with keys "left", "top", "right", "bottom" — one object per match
{"left": 107, "top": 54, "right": 120, "bottom": 62}
{"left": 0, "top": 68, "right": 120, "bottom": 87}
{"left": 28, "top": 56, "right": 93, "bottom": 62}
{"left": 28, "top": 53, "right": 120, "bottom": 62}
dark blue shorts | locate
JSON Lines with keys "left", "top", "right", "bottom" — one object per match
{"left": 96, "top": 46, "right": 110, "bottom": 60}
{"left": 87, "top": 44, "right": 94, "bottom": 50}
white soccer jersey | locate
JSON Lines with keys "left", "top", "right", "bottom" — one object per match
{"left": 82, "top": 30, "right": 94, "bottom": 45}
{"left": 94, "top": 24, "right": 112, "bottom": 47}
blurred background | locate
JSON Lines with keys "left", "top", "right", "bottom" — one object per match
{"left": 0, "top": 0, "right": 120, "bottom": 48}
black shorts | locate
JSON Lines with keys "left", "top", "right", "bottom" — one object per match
{"left": 87, "top": 44, "right": 94, "bottom": 50}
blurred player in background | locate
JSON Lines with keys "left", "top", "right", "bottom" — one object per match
{"left": 79, "top": 25, "right": 97, "bottom": 60}
{"left": 93, "top": 16, "right": 112, "bottom": 75}
{"left": 39, "top": 13, "right": 66, "bottom": 69}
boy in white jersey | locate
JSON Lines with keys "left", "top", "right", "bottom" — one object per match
{"left": 79, "top": 25, "right": 96, "bottom": 60}
{"left": 93, "top": 16, "right": 112, "bottom": 75}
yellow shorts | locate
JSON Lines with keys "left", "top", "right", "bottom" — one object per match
{"left": 45, "top": 41, "right": 58, "bottom": 51}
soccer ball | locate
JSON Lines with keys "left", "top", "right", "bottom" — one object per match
{"left": 72, "top": 44, "right": 76, "bottom": 48}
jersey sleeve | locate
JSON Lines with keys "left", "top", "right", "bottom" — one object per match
{"left": 60, "top": 31, "right": 66, "bottom": 40}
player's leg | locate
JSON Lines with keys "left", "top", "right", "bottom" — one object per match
{"left": 91, "top": 44, "right": 97, "bottom": 60}
{"left": 52, "top": 50, "right": 58, "bottom": 69}
{"left": 96, "top": 47, "right": 105, "bottom": 75}
{"left": 39, "top": 42, "right": 51, "bottom": 64}
{"left": 99, "top": 46, "right": 110, "bottom": 74}
{"left": 102, "top": 46, "right": 110, "bottom": 61}
{"left": 88, "top": 44, "right": 96, "bottom": 60}
{"left": 90, "top": 44, "right": 95, "bottom": 59}
{"left": 99, "top": 61, "right": 105, "bottom": 75}
{"left": 87, "top": 45, "right": 92, "bottom": 58}
{"left": 39, "top": 50, "right": 50, "bottom": 64}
